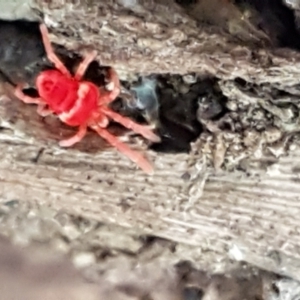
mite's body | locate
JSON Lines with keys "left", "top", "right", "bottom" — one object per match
{"left": 15, "top": 24, "right": 160, "bottom": 174}
{"left": 36, "top": 69, "right": 99, "bottom": 125}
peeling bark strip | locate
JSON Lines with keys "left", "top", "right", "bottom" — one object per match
{"left": 1, "top": 0, "right": 300, "bottom": 86}
{"left": 27, "top": 0, "right": 300, "bottom": 87}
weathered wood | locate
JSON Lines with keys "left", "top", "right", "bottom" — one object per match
{"left": 5, "top": 0, "right": 296, "bottom": 88}
{"left": 1, "top": 0, "right": 300, "bottom": 283}
{"left": 1, "top": 83, "right": 300, "bottom": 280}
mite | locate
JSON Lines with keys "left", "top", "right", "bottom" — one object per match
{"left": 14, "top": 24, "right": 160, "bottom": 174}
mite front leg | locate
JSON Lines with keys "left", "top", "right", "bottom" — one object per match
{"left": 15, "top": 85, "right": 43, "bottom": 104}
{"left": 74, "top": 51, "right": 97, "bottom": 81}
{"left": 100, "top": 67, "right": 121, "bottom": 104}
{"left": 102, "top": 107, "right": 161, "bottom": 143}
{"left": 39, "top": 24, "right": 71, "bottom": 77}
{"left": 59, "top": 124, "right": 87, "bottom": 147}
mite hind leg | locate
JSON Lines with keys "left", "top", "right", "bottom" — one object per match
{"left": 91, "top": 123, "right": 154, "bottom": 174}
{"left": 101, "top": 107, "right": 160, "bottom": 143}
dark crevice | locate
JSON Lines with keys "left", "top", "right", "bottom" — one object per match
{"left": 176, "top": 0, "right": 300, "bottom": 50}
{"left": 233, "top": 0, "right": 300, "bottom": 50}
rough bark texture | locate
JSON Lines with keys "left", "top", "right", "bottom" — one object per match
{"left": 1, "top": 0, "right": 300, "bottom": 294}
{"left": 1, "top": 81, "right": 300, "bottom": 281}
{"left": 3, "top": 0, "right": 300, "bottom": 84}
{"left": 30, "top": 0, "right": 300, "bottom": 86}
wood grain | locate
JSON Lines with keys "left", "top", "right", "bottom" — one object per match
{"left": 1, "top": 85, "right": 300, "bottom": 280}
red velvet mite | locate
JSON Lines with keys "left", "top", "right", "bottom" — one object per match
{"left": 14, "top": 24, "right": 160, "bottom": 174}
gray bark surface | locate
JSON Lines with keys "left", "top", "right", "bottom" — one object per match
{"left": 1, "top": 82, "right": 300, "bottom": 280}
{"left": 0, "top": 0, "right": 300, "bottom": 287}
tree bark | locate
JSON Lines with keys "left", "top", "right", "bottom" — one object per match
{"left": 1, "top": 0, "right": 300, "bottom": 282}
{"left": 1, "top": 82, "right": 300, "bottom": 280}
{"left": 29, "top": 0, "right": 300, "bottom": 87}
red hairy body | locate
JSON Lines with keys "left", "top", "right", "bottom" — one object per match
{"left": 36, "top": 70, "right": 99, "bottom": 126}
{"left": 14, "top": 24, "right": 160, "bottom": 174}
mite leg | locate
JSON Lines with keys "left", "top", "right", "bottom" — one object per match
{"left": 37, "top": 104, "right": 53, "bottom": 117}
{"left": 99, "top": 67, "right": 121, "bottom": 104}
{"left": 39, "top": 24, "right": 71, "bottom": 77}
{"left": 101, "top": 107, "right": 161, "bottom": 143}
{"left": 15, "top": 85, "right": 43, "bottom": 104}
{"left": 59, "top": 124, "right": 87, "bottom": 147}
{"left": 74, "top": 50, "right": 97, "bottom": 81}
{"left": 91, "top": 123, "right": 154, "bottom": 174}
